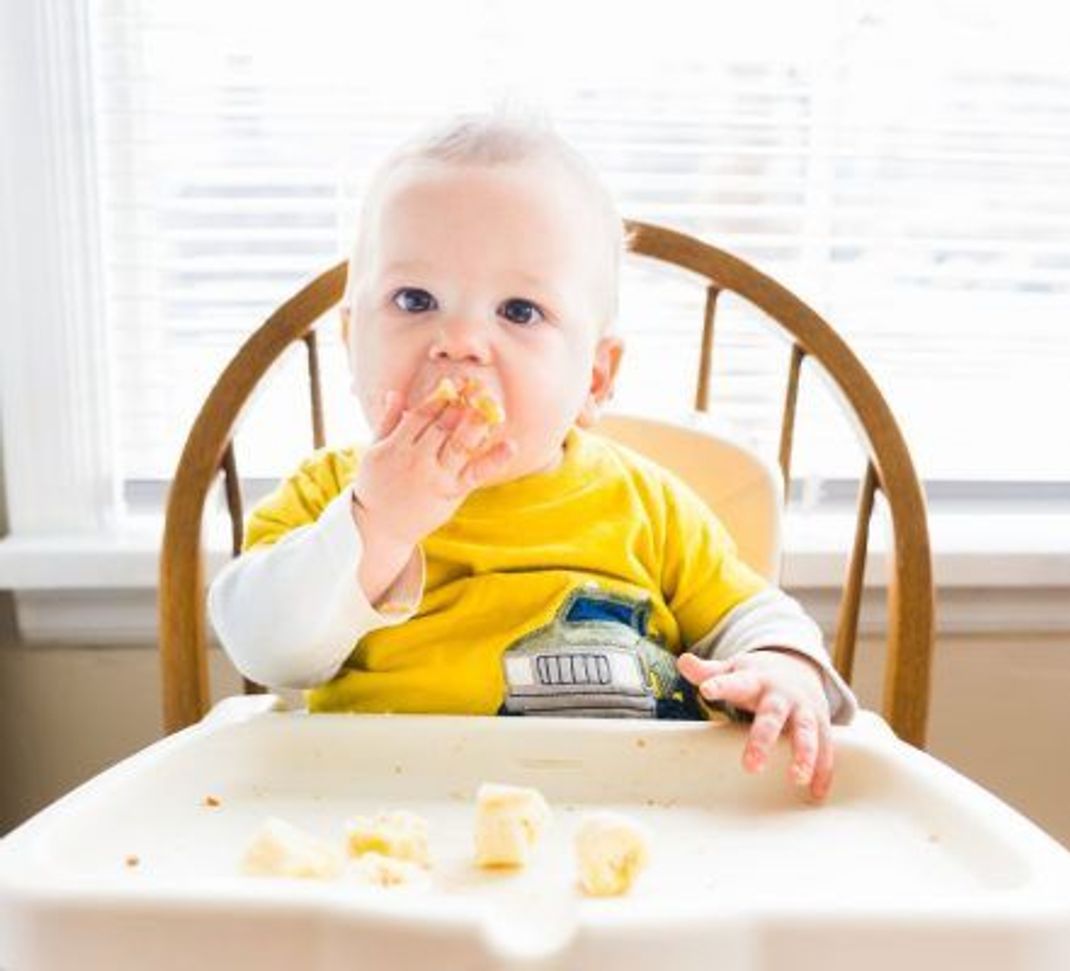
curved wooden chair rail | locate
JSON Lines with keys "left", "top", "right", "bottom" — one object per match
{"left": 160, "top": 220, "right": 934, "bottom": 745}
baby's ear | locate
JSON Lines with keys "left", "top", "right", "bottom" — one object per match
{"left": 577, "top": 335, "right": 625, "bottom": 428}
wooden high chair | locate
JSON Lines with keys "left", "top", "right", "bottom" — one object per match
{"left": 159, "top": 222, "right": 934, "bottom": 746}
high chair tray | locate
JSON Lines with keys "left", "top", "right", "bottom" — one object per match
{"left": 1, "top": 700, "right": 1067, "bottom": 971}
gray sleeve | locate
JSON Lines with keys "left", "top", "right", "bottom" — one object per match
{"left": 689, "top": 587, "right": 858, "bottom": 724}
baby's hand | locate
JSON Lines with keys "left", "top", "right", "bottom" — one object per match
{"left": 354, "top": 383, "right": 515, "bottom": 555}
{"left": 677, "top": 650, "right": 834, "bottom": 801}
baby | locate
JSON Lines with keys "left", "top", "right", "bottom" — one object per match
{"left": 209, "top": 112, "right": 856, "bottom": 801}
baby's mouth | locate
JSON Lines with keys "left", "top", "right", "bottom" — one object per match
{"left": 423, "top": 375, "right": 506, "bottom": 427}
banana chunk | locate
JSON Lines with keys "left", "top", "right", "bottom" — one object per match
{"left": 575, "top": 811, "right": 650, "bottom": 897}
{"left": 430, "top": 376, "right": 462, "bottom": 405}
{"left": 469, "top": 390, "right": 505, "bottom": 426}
{"left": 346, "top": 809, "right": 430, "bottom": 866}
{"left": 429, "top": 376, "right": 505, "bottom": 426}
{"left": 351, "top": 851, "right": 431, "bottom": 889}
{"left": 241, "top": 817, "right": 342, "bottom": 879}
{"left": 474, "top": 782, "right": 551, "bottom": 868}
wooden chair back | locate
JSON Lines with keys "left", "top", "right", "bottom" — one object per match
{"left": 160, "top": 221, "right": 934, "bottom": 745}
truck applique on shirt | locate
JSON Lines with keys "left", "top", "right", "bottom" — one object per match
{"left": 499, "top": 585, "right": 701, "bottom": 719}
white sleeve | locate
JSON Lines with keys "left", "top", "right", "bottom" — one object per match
{"left": 689, "top": 587, "right": 858, "bottom": 724}
{"left": 207, "top": 485, "right": 425, "bottom": 690}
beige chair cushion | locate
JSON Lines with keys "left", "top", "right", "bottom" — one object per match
{"left": 592, "top": 413, "right": 783, "bottom": 582}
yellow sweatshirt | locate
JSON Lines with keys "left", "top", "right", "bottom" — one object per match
{"left": 229, "top": 426, "right": 768, "bottom": 719}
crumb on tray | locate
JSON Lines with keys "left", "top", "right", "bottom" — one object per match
{"left": 346, "top": 810, "right": 430, "bottom": 866}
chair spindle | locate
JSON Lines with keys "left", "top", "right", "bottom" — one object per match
{"left": 695, "top": 285, "right": 721, "bottom": 412}
{"left": 303, "top": 330, "right": 326, "bottom": 450}
{"left": 832, "top": 461, "right": 878, "bottom": 681}
{"left": 778, "top": 343, "right": 807, "bottom": 502}
{"left": 219, "top": 442, "right": 265, "bottom": 696}
{"left": 220, "top": 442, "right": 243, "bottom": 558}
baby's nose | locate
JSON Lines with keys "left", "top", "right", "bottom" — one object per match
{"left": 429, "top": 315, "right": 492, "bottom": 363}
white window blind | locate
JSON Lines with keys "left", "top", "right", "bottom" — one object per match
{"left": 88, "top": 0, "right": 1070, "bottom": 506}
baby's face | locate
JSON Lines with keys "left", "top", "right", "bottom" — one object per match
{"left": 346, "top": 158, "right": 622, "bottom": 481}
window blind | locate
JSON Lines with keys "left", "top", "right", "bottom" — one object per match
{"left": 88, "top": 0, "right": 1070, "bottom": 500}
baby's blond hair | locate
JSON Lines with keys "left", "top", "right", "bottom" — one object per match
{"left": 345, "top": 109, "right": 625, "bottom": 330}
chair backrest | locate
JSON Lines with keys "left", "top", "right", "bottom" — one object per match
{"left": 592, "top": 414, "right": 782, "bottom": 583}
{"left": 160, "top": 221, "right": 934, "bottom": 745}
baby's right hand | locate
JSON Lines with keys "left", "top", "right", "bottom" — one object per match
{"left": 352, "top": 385, "right": 515, "bottom": 568}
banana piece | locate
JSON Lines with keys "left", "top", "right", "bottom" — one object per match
{"left": 430, "top": 376, "right": 462, "bottom": 405}
{"left": 428, "top": 376, "right": 505, "bottom": 426}
{"left": 241, "top": 817, "right": 343, "bottom": 879}
{"left": 346, "top": 809, "right": 430, "bottom": 866}
{"left": 474, "top": 782, "right": 551, "bottom": 868}
{"left": 469, "top": 390, "right": 505, "bottom": 426}
{"left": 351, "top": 851, "right": 431, "bottom": 889}
{"left": 575, "top": 811, "right": 650, "bottom": 896}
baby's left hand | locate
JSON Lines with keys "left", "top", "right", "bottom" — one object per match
{"left": 677, "top": 650, "right": 834, "bottom": 801}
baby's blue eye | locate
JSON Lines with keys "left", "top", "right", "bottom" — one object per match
{"left": 499, "top": 298, "right": 544, "bottom": 326}
{"left": 393, "top": 287, "right": 436, "bottom": 313}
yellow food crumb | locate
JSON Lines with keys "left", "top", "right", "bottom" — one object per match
{"left": 346, "top": 810, "right": 430, "bottom": 866}
{"left": 469, "top": 391, "right": 505, "bottom": 426}
{"left": 204, "top": 795, "right": 221, "bottom": 808}
{"left": 430, "top": 376, "right": 461, "bottom": 404}
{"left": 428, "top": 376, "right": 505, "bottom": 425}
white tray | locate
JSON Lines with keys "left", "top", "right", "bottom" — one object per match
{"left": 1, "top": 699, "right": 1068, "bottom": 970}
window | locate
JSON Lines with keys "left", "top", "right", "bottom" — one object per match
{"left": 4, "top": 0, "right": 1069, "bottom": 544}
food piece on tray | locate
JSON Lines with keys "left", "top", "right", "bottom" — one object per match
{"left": 575, "top": 811, "right": 650, "bottom": 897}
{"left": 474, "top": 782, "right": 551, "bottom": 868}
{"left": 351, "top": 851, "right": 431, "bottom": 889}
{"left": 346, "top": 809, "right": 430, "bottom": 866}
{"left": 241, "top": 817, "right": 343, "bottom": 879}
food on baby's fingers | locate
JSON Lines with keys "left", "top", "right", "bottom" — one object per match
{"left": 242, "top": 817, "right": 343, "bottom": 879}
{"left": 474, "top": 782, "right": 551, "bottom": 868}
{"left": 575, "top": 811, "right": 650, "bottom": 897}
{"left": 346, "top": 809, "right": 431, "bottom": 866}
{"left": 469, "top": 390, "right": 505, "bottom": 426}
{"left": 430, "top": 376, "right": 462, "bottom": 405}
{"left": 429, "top": 376, "right": 506, "bottom": 426}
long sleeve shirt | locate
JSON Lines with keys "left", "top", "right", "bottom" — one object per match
{"left": 209, "top": 426, "right": 857, "bottom": 722}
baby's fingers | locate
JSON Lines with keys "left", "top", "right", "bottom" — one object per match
{"left": 676, "top": 652, "right": 732, "bottom": 687}
{"left": 374, "top": 390, "right": 407, "bottom": 441}
{"left": 787, "top": 706, "right": 820, "bottom": 789}
{"left": 808, "top": 718, "right": 835, "bottom": 802}
{"left": 390, "top": 395, "right": 451, "bottom": 446}
{"left": 439, "top": 408, "right": 491, "bottom": 476}
{"left": 459, "top": 439, "right": 516, "bottom": 490}
{"left": 742, "top": 691, "right": 793, "bottom": 774}
{"left": 683, "top": 663, "right": 764, "bottom": 713}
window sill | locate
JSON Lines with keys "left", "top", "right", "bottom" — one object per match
{"left": 0, "top": 509, "right": 1068, "bottom": 643}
